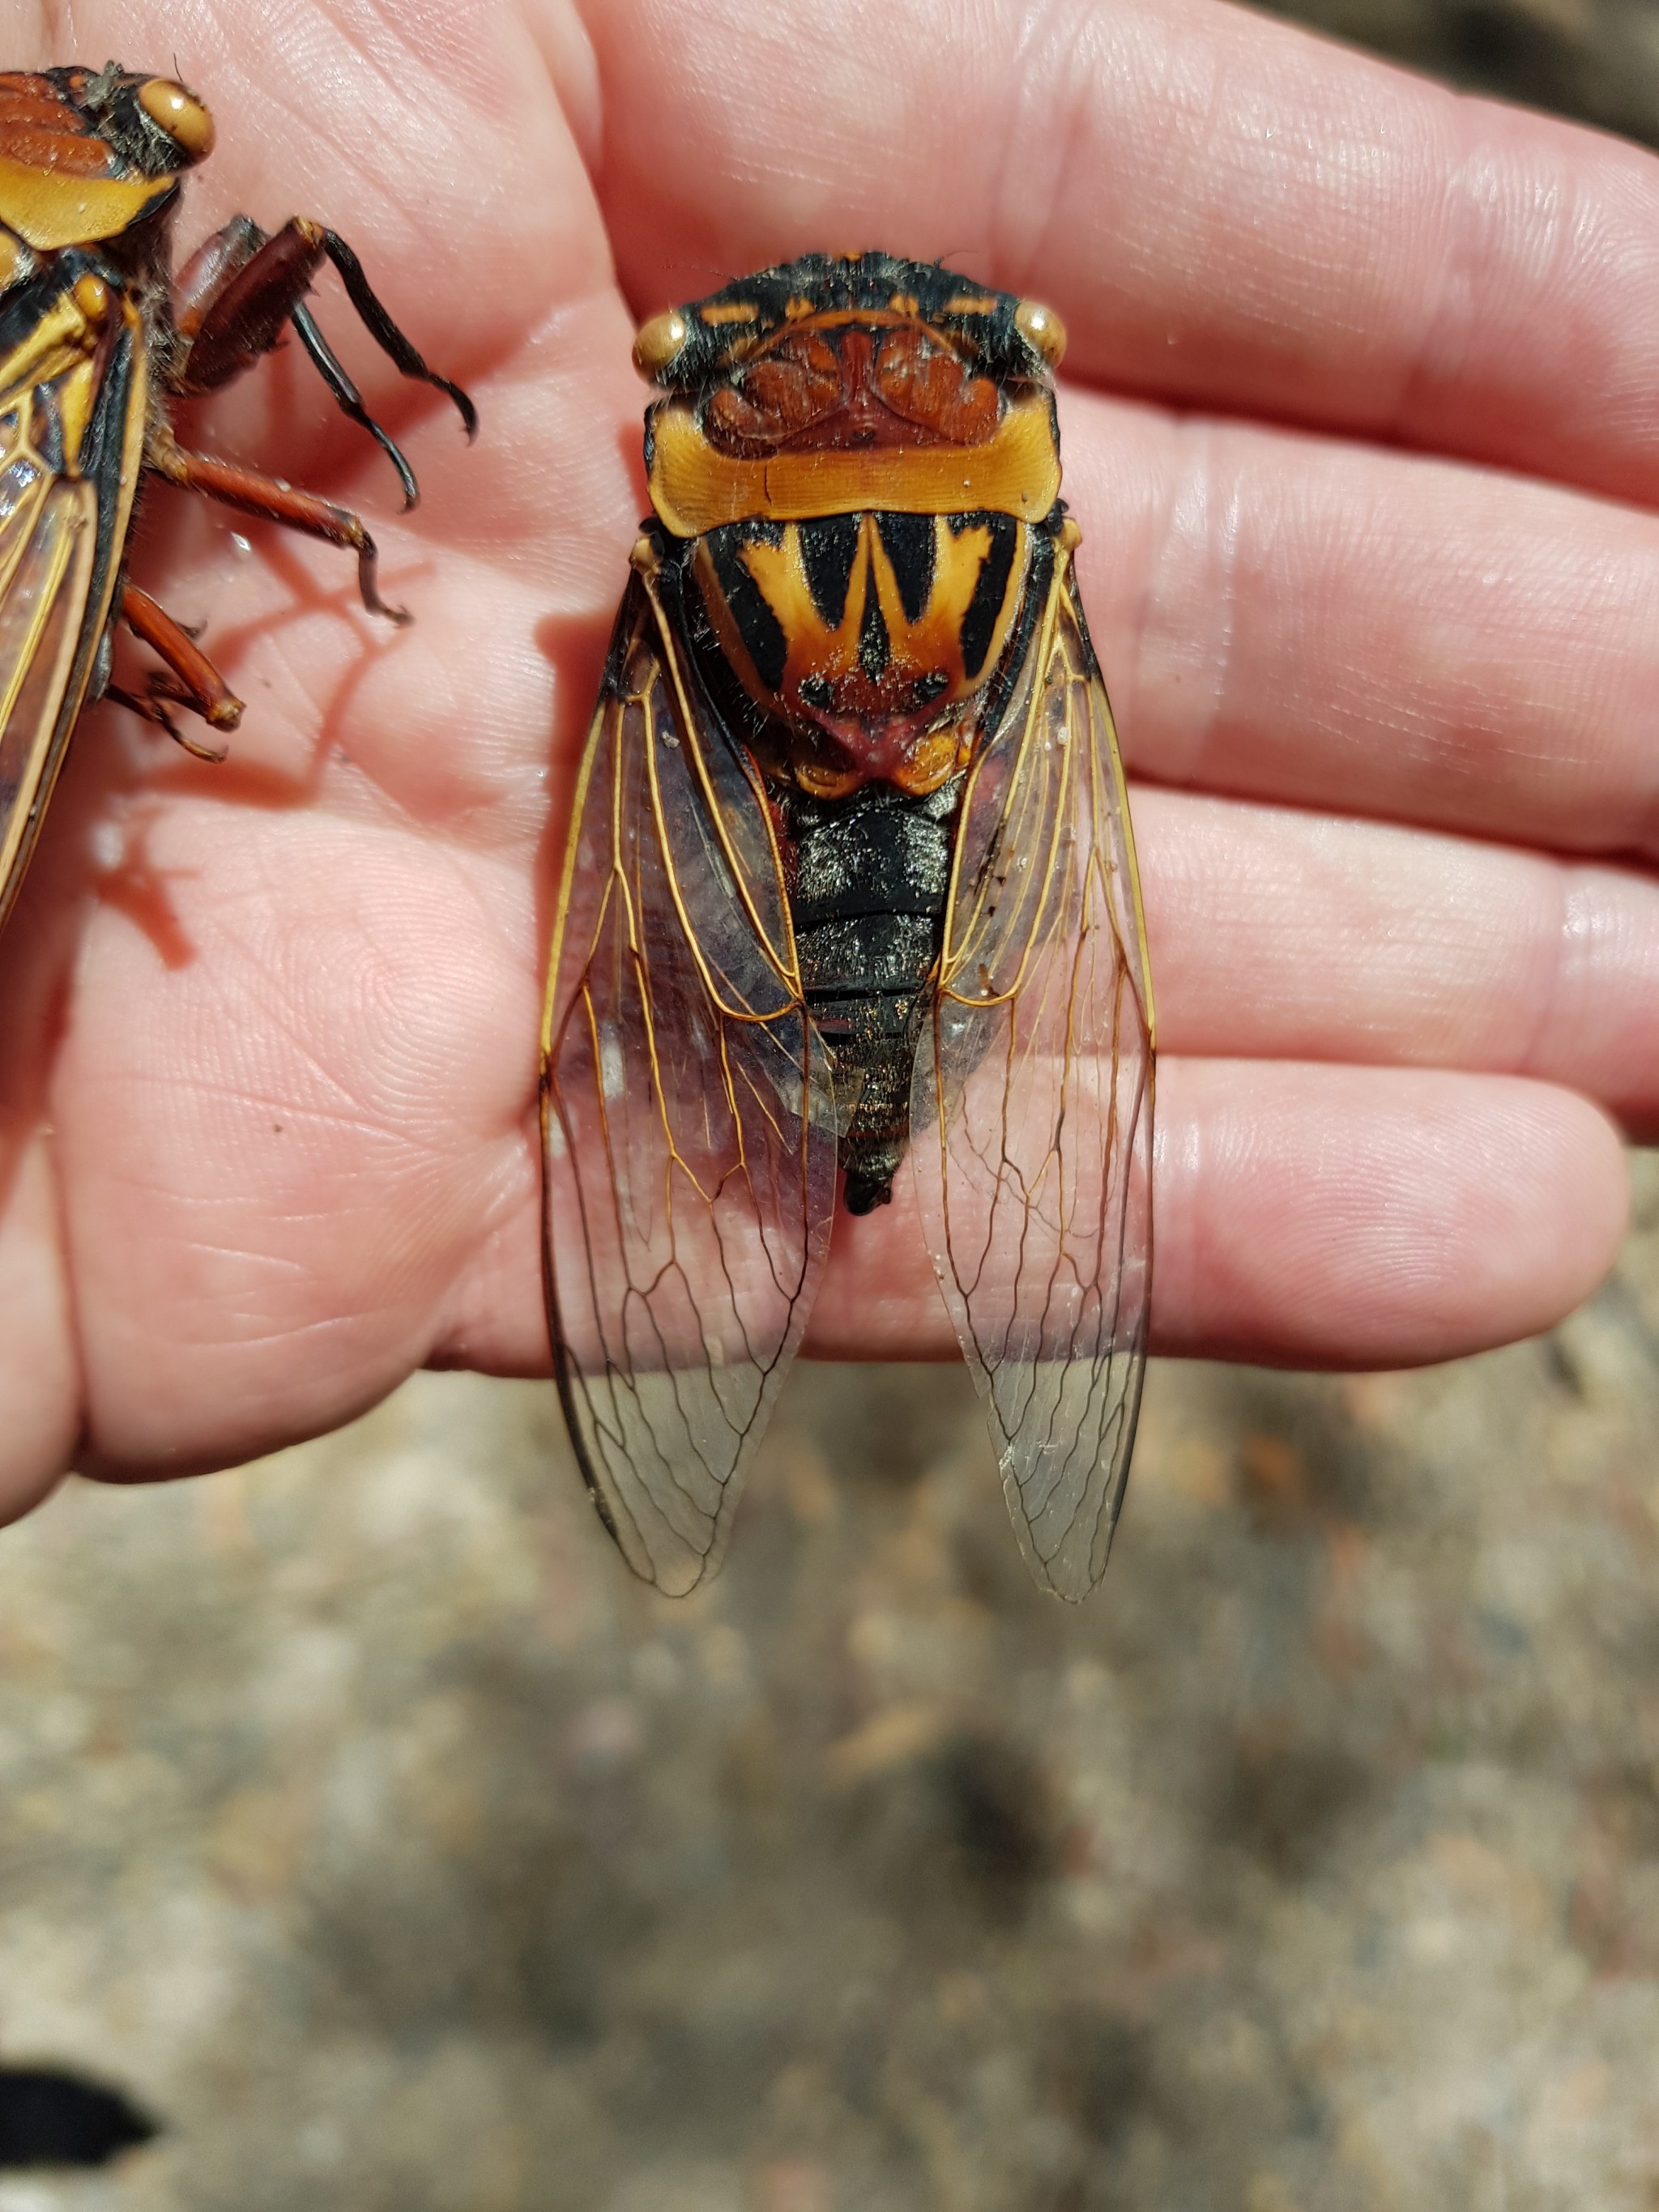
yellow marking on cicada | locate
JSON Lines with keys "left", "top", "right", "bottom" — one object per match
{"left": 696, "top": 512, "right": 1029, "bottom": 797}
{"left": 0, "top": 226, "right": 31, "bottom": 294}
{"left": 700, "top": 300, "right": 757, "bottom": 326}
{"left": 0, "top": 288, "right": 146, "bottom": 821}
{"left": 0, "top": 272, "right": 116, "bottom": 414}
{"left": 51, "top": 277, "right": 124, "bottom": 469}
{"left": 0, "top": 155, "right": 174, "bottom": 250}
{"left": 646, "top": 387, "right": 1061, "bottom": 533}
{"left": 0, "top": 480, "right": 84, "bottom": 731}
{"left": 888, "top": 292, "right": 919, "bottom": 315}
{"left": 944, "top": 292, "right": 997, "bottom": 315}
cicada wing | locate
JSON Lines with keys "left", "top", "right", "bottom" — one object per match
{"left": 913, "top": 542, "right": 1155, "bottom": 1601}
{"left": 542, "top": 562, "right": 838, "bottom": 1596}
{"left": 0, "top": 264, "right": 147, "bottom": 928}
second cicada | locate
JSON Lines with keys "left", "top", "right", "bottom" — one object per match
{"left": 0, "top": 62, "right": 473, "bottom": 929}
{"left": 543, "top": 252, "right": 1154, "bottom": 1601}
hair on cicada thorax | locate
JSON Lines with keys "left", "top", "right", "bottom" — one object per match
{"left": 0, "top": 64, "right": 475, "bottom": 931}
{"left": 544, "top": 253, "right": 1154, "bottom": 1604}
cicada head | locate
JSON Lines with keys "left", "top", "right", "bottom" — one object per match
{"left": 0, "top": 66, "right": 213, "bottom": 257}
{"left": 51, "top": 66, "right": 215, "bottom": 173}
{"left": 634, "top": 253, "right": 1068, "bottom": 798}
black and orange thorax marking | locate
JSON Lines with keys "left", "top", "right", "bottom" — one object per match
{"left": 639, "top": 275, "right": 1064, "bottom": 800}
{"left": 693, "top": 509, "right": 1031, "bottom": 797}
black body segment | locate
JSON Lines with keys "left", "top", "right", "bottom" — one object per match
{"left": 784, "top": 777, "right": 961, "bottom": 1213}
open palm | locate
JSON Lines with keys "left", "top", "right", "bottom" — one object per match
{"left": 0, "top": 0, "right": 1646, "bottom": 1521}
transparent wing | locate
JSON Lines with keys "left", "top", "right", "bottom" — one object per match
{"left": 0, "top": 465, "right": 98, "bottom": 915}
{"left": 542, "top": 560, "right": 838, "bottom": 1596}
{"left": 913, "top": 539, "right": 1155, "bottom": 1601}
{"left": 0, "top": 268, "right": 147, "bottom": 927}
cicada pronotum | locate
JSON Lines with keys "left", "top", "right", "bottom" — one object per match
{"left": 543, "top": 253, "right": 1154, "bottom": 1601}
{"left": 0, "top": 62, "right": 473, "bottom": 927}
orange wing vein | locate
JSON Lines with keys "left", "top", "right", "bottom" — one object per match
{"left": 0, "top": 267, "right": 147, "bottom": 927}
{"left": 912, "top": 539, "right": 1155, "bottom": 1600}
{"left": 541, "top": 561, "right": 838, "bottom": 1595}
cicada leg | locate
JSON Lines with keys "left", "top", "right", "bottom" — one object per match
{"left": 143, "top": 420, "right": 408, "bottom": 624}
{"left": 101, "top": 217, "right": 476, "bottom": 753}
{"left": 171, "top": 215, "right": 475, "bottom": 514}
{"left": 106, "top": 582, "right": 242, "bottom": 761}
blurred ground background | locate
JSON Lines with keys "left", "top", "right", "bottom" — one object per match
{"left": 4, "top": 4, "right": 1659, "bottom": 2207}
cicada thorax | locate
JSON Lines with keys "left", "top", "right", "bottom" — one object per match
{"left": 638, "top": 259, "right": 1068, "bottom": 1211}
{"left": 692, "top": 508, "right": 1032, "bottom": 799}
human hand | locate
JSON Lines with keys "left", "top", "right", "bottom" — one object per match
{"left": 0, "top": 0, "right": 1644, "bottom": 1521}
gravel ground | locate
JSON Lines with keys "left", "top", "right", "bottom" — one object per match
{"left": 2, "top": 1151, "right": 1657, "bottom": 2210}
{"left": 3, "top": 5, "right": 1658, "bottom": 2208}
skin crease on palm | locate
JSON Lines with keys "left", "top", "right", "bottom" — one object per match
{"left": 0, "top": 0, "right": 1649, "bottom": 1523}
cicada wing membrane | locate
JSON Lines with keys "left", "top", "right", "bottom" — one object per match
{"left": 542, "top": 562, "right": 838, "bottom": 1596}
{"left": 0, "top": 270, "right": 147, "bottom": 927}
{"left": 912, "top": 543, "right": 1155, "bottom": 1601}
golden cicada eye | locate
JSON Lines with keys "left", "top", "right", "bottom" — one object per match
{"left": 632, "top": 309, "right": 689, "bottom": 382}
{"left": 1013, "top": 297, "right": 1066, "bottom": 368}
{"left": 137, "top": 77, "right": 215, "bottom": 162}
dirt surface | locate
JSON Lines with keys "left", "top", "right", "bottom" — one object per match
{"left": 2, "top": 6, "right": 1658, "bottom": 2208}
{"left": 3, "top": 1151, "right": 1658, "bottom": 2211}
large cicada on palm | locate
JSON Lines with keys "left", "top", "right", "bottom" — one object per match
{"left": 543, "top": 253, "right": 1154, "bottom": 1601}
{"left": 0, "top": 62, "right": 473, "bottom": 927}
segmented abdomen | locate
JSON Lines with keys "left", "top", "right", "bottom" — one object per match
{"left": 782, "top": 775, "right": 961, "bottom": 1213}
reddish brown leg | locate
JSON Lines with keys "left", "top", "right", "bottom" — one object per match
{"left": 173, "top": 216, "right": 324, "bottom": 372}
{"left": 109, "top": 584, "right": 243, "bottom": 761}
{"left": 145, "top": 424, "right": 410, "bottom": 624}
{"left": 171, "top": 215, "right": 475, "bottom": 511}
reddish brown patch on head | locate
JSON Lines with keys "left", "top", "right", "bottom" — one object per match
{"left": 0, "top": 74, "right": 118, "bottom": 178}
{"left": 706, "top": 330, "right": 842, "bottom": 449}
{"left": 703, "top": 316, "right": 1004, "bottom": 459}
{"left": 873, "top": 326, "right": 1000, "bottom": 441}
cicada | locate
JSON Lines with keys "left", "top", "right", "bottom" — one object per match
{"left": 542, "top": 253, "right": 1154, "bottom": 1600}
{"left": 0, "top": 62, "right": 474, "bottom": 928}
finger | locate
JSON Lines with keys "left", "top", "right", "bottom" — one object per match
{"left": 587, "top": 0, "right": 1659, "bottom": 506}
{"left": 1137, "top": 791, "right": 1659, "bottom": 1132}
{"left": 1061, "top": 390, "right": 1659, "bottom": 855}
{"left": 804, "top": 1063, "right": 1627, "bottom": 1366}
{"left": 49, "top": 796, "right": 540, "bottom": 1481}
{"left": 0, "top": 1126, "right": 79, "bottom": 1522}
{"left": 55, "top": 1049, "right": 1623, "bottom": 1477}
{"left": 1152, "top": 1062, "right": 1626, "bottom": 1364}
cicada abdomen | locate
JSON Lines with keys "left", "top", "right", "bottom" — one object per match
{"left": 543, "top": 253, "right": 1154, "bottom": 1600}
{"left": 0, "top": 63, "right": 474, "bottom": 930}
